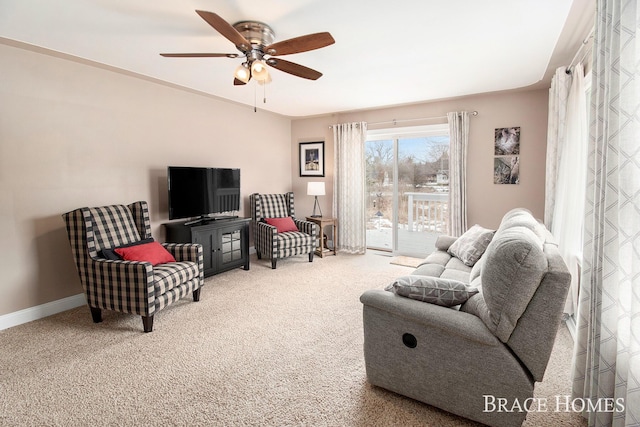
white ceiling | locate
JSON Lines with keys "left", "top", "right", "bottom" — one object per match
{"left": 0, "top": 0, "right": 593, "bottom": 117}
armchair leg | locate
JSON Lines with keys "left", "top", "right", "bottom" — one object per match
{"left": 272, "top": 258, "right": 277, "bottom": 269}
{"left": 142, "top": 316, "right": 154, "bottom": 333}
{"left": 193, "top": 288, "right": 201, "bottom": 302}
{"left": 309, "top": 252, "right": 314, "bottom": 262}
{"left": 89, "top": 306, "right": 102, "bottom": 323}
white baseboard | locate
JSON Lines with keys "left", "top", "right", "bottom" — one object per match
{"left": 0, "top": 293, "right": 86, "bottom": 331}
{"left": 0, "top": 250, "right": 261, "bottom": 332}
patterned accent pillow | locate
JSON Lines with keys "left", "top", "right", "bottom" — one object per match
{"left": 385, "top": 275, "right": 479, "bottom": 307}
{"left": 448, "top": 224, "right": 496, "bottom": 267}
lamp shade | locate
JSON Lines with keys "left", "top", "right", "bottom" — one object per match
{"left": 251, "top": 60, "right": 270, "bottom": 82}
{"left": 307, "top": 181, "right": 326, "bottom": 196}
{"left": 234, "top": 64, "right": 250, "bottom": 83}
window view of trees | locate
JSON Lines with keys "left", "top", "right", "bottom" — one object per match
{"left": 365, "top": 136, "right": 450, "bottom": 253}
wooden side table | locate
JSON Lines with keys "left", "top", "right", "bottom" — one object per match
{"left": 305, "top": 216, "right": 338, "bottom": 257}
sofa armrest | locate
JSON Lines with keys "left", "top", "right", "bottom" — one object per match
{"left": 293, "top": 219, "right": 317, "bottom": 237}
{"left": 87, "top": 257, "right": 156, "bottom": 315}
{"left": 162, "top": 243, "right": 204, "bottom": 280}
{"left": 360, "top": 288, "right": 534, "bottom": 427}
{"left": 255, "top": 221, "right": 277, "bottom": 257}
{"left": 162, "top": 242, "right": 202, "bottom": 263}
{"left": 256, "top": 220, "right": 277, "bottom": 233}
{"left": 360, "top": 289, "right": 498, "bottom": 346}
{"left": 434, "top": 235, "right": 457, "bottom": 251}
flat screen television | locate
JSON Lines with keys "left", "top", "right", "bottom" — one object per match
{"left": 168, "top": 166, "right": 240, "bottom": 223}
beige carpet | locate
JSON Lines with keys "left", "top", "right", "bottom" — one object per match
{"left": 0, "top": 252, "right": 586, "bottom": 426}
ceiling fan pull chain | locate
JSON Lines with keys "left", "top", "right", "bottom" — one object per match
{"left": 254, "top": 85, "right": 257, "bottom": 112}
{"left": 264, "top": 83, "right": 267, "bottom": 104}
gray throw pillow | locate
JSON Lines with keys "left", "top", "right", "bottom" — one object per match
{"left": 385, "top": 275, "right": 479, "bottom": 307}
{"left": 448, "top": 224, "right": 495, "bottom": 266}
{"left": 99, "top": 238, "right": 155, "bottom": 260}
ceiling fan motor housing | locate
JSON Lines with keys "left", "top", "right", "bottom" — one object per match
{"left": 233, "top": 21, "right": 275, "bottom": 50}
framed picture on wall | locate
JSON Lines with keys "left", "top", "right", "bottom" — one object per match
{"left": 494, "top": 127, "right": 521, "bottom": 155}
{"left": 494, "top": 156, "right": 520, "bottom": 184}
{"left": 493, "top": 126, "right": 520, "bottom": 184}
{"left": 299, "top": 141, "right": 325, "bottom": 177}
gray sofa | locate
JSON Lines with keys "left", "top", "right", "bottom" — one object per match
{"left": 360, "top": 208, "right": 571, "bottom": 427}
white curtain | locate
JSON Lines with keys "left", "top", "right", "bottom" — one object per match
{"left": 332, "top": 122, "right": 367, "bottom": 254}
{"left": 547, "top": 64, "right": 589, "bottom": 316}
{"left": 545, "top": 67, "right": 572, "bottom": 228}
{"left": 447, "top": 111, "right": 469, "bottom": 236}
{"left": 572, "top": 1, "right": 640, "bottom": 426}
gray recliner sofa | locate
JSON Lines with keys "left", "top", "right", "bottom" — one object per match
{"left": 360, "top": 208, "right": 571, "bottom": 427}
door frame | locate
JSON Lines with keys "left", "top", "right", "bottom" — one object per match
{"left": 366, "top": 123, "right": 449, "bottom": 255}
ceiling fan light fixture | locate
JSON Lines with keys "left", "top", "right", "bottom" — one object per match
{"left": 251, "top": 60, "right": 270, "bottom": 82}
{"left": 257, "top": 73, "right": 272, "bottom": 85}
{"left": 234, "top": 63, "right": 251, "bottom": 83}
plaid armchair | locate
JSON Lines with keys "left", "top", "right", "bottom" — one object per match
{"left": 250, "top": 192, "right": 317, "bottom": 269}
{"left": 62, "top": 201, "right": 204, "bottom": 332}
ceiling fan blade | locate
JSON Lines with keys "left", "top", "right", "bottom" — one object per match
{"left": 234, "top": 78, "right": 248, "bottom": 85}
{"left": 195, "top": 10, "right": 251, "bottom": 51}
{"left": 265, "top": 32, "right": 335, "bottom": 56}
{"left": 266, "top": 58, "right": 323, "bottom": 80}
{"left": 160, "top": 53, "right": 239, "bottom": 58}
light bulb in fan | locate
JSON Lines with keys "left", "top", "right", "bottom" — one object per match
{"left": 234, "top": 63, "right": 250, "bottom": 83}
{"left": 251, "top": 60, "right": 270, "bottom": 82}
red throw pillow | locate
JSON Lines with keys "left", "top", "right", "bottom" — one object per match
{"left": 264, "top": 217, "right": 299, "bottom": 233}
{"left": 115, "top": 241, "right": 176, "bottom": 266}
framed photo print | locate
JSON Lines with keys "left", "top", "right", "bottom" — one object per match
{"left": 494, "top": 156, "right": 520, "bottom": 184}
{"left": 494, "top": 127, "right": 520, "bottom": 155}
{"left": 494, "top": 126, "right": 520, "bottom": 184}
{"left": 299, "top": 141, "right": 325, "bottom": 177}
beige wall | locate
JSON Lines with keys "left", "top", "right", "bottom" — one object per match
{"left": 291, "top": 89, "right": 549, "bottom": 231}
{"left": 0, "top": 39, "right": 550, "bottom": 318}
{"left": 0, "top": 42, "right": 292, "bottom": 316}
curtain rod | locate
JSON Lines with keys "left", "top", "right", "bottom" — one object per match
{"left": 329, "top": 110, "right": 478, "bottom": 129}
{"left": 566, "top": 27, "right": 594, "bottom": 74}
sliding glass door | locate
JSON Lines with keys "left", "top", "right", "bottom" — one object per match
{"left": 365, "top": 138, "right": 394, "bottom": 251}
{"left": 365, "top": 125, "right": 449, "bottom": 257}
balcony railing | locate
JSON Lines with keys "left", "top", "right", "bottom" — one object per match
{"left": 405, "top": 192, "right": 448, "bottom": 233}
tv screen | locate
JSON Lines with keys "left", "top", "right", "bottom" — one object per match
{"left": 168, "top": 166, "right": 240, "bottom": 220}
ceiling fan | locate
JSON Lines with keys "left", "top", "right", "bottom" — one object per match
{"left": 160, "top": 10, "right": 335, "bottom": 86}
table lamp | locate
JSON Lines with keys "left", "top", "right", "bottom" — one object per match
{"left": 307, "top": 181, "right": 325, "bottom": 217}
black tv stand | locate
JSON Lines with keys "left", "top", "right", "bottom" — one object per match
{"left": 184, "top": 215, "right": 239, "bottom": 226}
{"left": 184, "top": 217, "right": 206, "bottom": 226}
{"left": 164, "top": 217, "right": 250, "bottom": 277}
{"left": 208, "top": 215, "right": 238, "bottom": 221}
